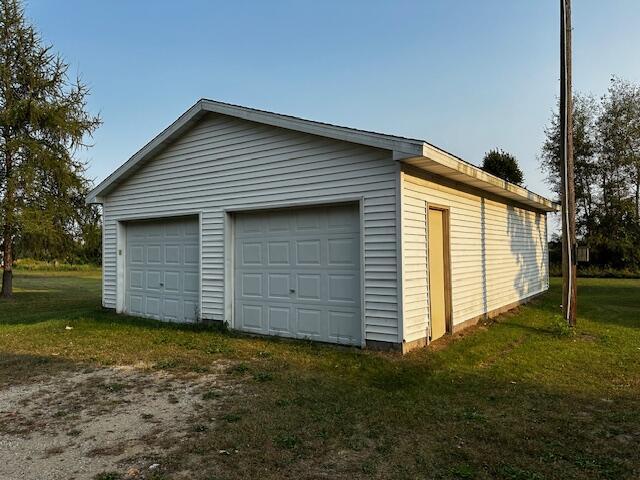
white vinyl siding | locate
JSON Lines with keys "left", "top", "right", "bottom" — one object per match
{"left": 401, "top": 168, "right": 549, "bottom": 343}
{"left": 101, "top": 113, "right": 400, "bottom": 343}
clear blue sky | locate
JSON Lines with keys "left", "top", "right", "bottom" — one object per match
{"left": 27, "top": 0, "right": 640, "bottom": 200}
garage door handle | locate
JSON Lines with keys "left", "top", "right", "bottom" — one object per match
{"left": 289, "top": 289, "right": 295, "bottom": 293}
{"left": 160, "top": 283, "right": 164, "bottom": 287}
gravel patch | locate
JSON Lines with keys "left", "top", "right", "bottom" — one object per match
{"left": 0, "top": 364, "right": 232, "bottom": 480}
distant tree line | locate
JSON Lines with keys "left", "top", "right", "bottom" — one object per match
{"left": 541, "top": 77, "right": 640, "bottom": 272}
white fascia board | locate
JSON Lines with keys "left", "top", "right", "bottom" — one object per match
{"left": 393, "top": 144, "right": 558, "bottom": 212}
{"left": 199, "top": 100, "right": 425, "bottom": 155}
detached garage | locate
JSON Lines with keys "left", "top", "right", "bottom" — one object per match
{"left": 87, "top": 99, "right": 557, "bottom": 352}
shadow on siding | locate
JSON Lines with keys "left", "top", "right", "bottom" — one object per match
{"left": 507, "top": 205, "right": 543, "bottom": 303}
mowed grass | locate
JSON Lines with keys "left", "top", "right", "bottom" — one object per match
{"left": 1, "top": 270, "right": 639, "bottom": 479}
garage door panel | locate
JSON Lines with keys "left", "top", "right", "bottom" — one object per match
{"left": 146, "top": 271, "right": 162, "bottom": 291}
{"left": 184, "top": 272, "right": 199, "bottom": 294}
{"left": 268, "top": 305, "right": 291, "bottom": 333}
{"left": 165, "top": 245, "right": 181, "bottom": 264}
{"left": 129, "top": 295, "right": 143, "bottom": 315}
{"left": 296, "top": 307, "right": 324, "bottom": 338}
{"left": 327, "top": 206, "right": 359, "bottom": 232}
{"left": 267, "top": 241, "right": 290, "bottom": 265}
{"left": 164, "top": 271, "right": 180, "bottom": 292}
{"left": 147, "top": 245, "right": 162, "bottom": 264}
{"left": 163, "top": 298, "right": 179, "bottom": 320}
{"left": 164, "top": 223, "right": 181, "bottom": 237}
{"left": 267, "top": 212, "right": 291, "bottom": 233}
{"left": 328, "top": 238, "right": 359, "bottom": 266}
{"left": 328, "top": 311, "right": 360, "bottom": 342}
{"left": 328, "top": 274, "right": 359, "bottom": 304}
{"left": 185, "top": 221, "right": 199, "bottom": 236}
{"left": 296, "top": 240, "right": 321, "bottom": 265}
{"left": 267, "top": 273, "right": 290, "bottom": 299}
{"left": 128, "top": 228, "right": 146, "bottom": 240}
{"left": 239, "top": 303, "right": 264, "bottom": 331}
{"left": 184, "top": 245, "right": 199, "bottom": 265}
{"left": 130, "top": 270, "right": 144, "bottom": 289}
{"left": 241, "top": 242, "right": 262, "bottom": 265}
{"left": 294, "top": 211, "right": 321, "bottom": 232}
{"left": 235, "top": 205, "right": 361, "bottom": 345}
{"left": 125, "top": 217, "right": 199, "bottom": 323}
{"left": 130, "top": 246, "right": 144, "bottom": 264}
{"left": 183, "top": 300, "right": 198, "bottom": 321}
{"left": 297, "top": 274, "right": 321, "bottom": 300}
{"left": 241, "top": 273, "right": 263, "bottom": 297}
{"left": 145, "top": 296, "right": 160, "bottom": 317}
{"left": 145, "top": 224, "right": 163, "bottom": 238}
{"left": 237, "top": 215, "right": 264, "bottom": 235}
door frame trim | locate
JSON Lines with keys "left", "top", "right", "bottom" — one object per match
{"left": 114, "top": 211, "right": 203, "bottom": 320}
{"left": 426, "top": 203, "right": 453, "bottom": 339}
{"left": 224, "top": 197, "right": 366, "bottom": 347}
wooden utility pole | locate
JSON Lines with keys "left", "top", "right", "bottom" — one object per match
{"left": 560, "top": 0, "right": 577, "bottom": 326}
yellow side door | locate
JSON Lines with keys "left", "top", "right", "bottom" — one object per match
{"left": 428, "top": 208, "right": 447, "bottom": 340}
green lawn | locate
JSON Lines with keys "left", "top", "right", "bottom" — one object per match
{"left": 1, "top": 270, "right": 639, "bottom": 479}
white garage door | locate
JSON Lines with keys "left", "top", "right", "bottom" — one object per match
{"left": 126, "top": 217, "right": 199, "bottom": 322}
{"left": 234, "top": 204, "right": 362, "bottom": 345}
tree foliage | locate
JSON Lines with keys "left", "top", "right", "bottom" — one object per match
{"left": 541, "top": 77, "right": 640, "bottom": 271}
{"left": 0, "top": 0, "right": 101, "bottom": 296}
{"left": 481, "top": 148, "right": 524, "bottom": 185}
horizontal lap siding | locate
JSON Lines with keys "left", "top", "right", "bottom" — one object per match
{"left": 401, "top": 186, "right": 429, "bottom": 342}
{"left": 102, "top": 113, "right": 400, "bottom": 343}
{"left": 401, "top": 170, "right": 548, "bottom": 343}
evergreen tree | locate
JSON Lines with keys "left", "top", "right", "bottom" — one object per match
{"left": 481, "top": 148, "right": 524, "bottom": 185}
{"left": 0, "top": 0, "right": 100, "bottom": 297}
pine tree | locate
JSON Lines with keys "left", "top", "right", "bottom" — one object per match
{"left": 0, "top": 0, "right": 100, "bottom": 297}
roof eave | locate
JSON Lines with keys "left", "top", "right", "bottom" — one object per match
{"left": 85, "top": 98, "right": 558, "bottom": 213}
{"left": 199, "top": 99, "right": 425, "bottom": 155}
{"left": 395, "top": 145, "right": 559, "bottom": 213}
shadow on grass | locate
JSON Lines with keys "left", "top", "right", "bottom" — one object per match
{"left": 0, "top": 352, "right": 82, "bottom": 388}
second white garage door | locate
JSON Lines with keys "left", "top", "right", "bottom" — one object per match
{"left": 234, "top": 204, "right": 362, "bottom": 345}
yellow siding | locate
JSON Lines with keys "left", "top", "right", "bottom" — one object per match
{"left": 401, "top": 168, "right": 549, "bottom": 343}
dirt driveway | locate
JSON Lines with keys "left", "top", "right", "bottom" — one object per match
{"left": 0, "top": 363, "right": 237, "bottom": 480}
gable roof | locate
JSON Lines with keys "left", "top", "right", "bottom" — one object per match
{"left": 86, "top": 99, "right": 558, "bottom": 212}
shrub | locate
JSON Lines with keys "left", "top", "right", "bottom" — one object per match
{"left": 551, "top": 314, "right": 574, "bottom": 338}
{"left": 13, "top": 258, "right": 99, "bottom": 271}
